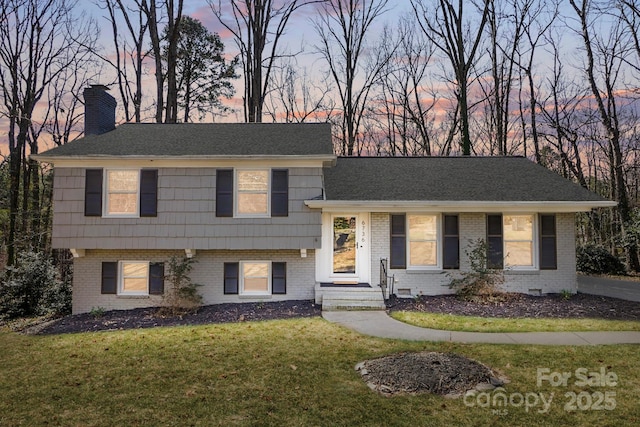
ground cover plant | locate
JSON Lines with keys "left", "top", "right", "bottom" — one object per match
{"left": 1, "top": 318, "right": 639, "bottom": 427}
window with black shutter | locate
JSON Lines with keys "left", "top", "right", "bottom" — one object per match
{"left": 540, "top": 214, "right": 557, "bottom": 270}
{"left": 140, "top": 169, "right": 158, "bottom": 217}
{"left": 390, "top": 214, "right": 406, "bottom": 269}
{"left": 487, "top": 214, "right": 503, "bottom": 269}
{"left": 149, "top": 262, "right": 165, "bottom": 294}
{"left": 85, "top": 169, "right": 103, "bottom": 216}
{"left": 272, "top": 262, "right": 287, "bottom": 294}
{"left": 101, "top": 262, "right": 118, "bottom": 294}
{"left": 443, "top": 215, "right": 460, "bottom": 269}
{"left": 224, "top": 262, "right": 239, "bottom": 294}
{"left": 271, "top": 169, "right": 289, "bottom": 217}
{"left": 216, "top": 169, "right": 234, "bottom": 217}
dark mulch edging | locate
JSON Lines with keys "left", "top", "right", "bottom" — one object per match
{"left": 34, "top": 300, "right": 321, "bottom": 335}
{"left": 387, "top": 293, "right": 640, "bottom": 321}
{"left": 16, "top": 292, "right": 640, "bottom": 336}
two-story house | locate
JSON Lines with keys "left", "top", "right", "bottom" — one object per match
{"left": 34, "top": 86, "right": 615, "bottom": 314}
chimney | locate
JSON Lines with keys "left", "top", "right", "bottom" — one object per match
{"left": 83, "top": 84, "right": 116, "bottom": 136}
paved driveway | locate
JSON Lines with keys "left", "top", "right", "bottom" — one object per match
{"left": 577, "top": 275, "right": 640, "bottom": 302}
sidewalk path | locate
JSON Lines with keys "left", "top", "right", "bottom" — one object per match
{"left": 322, "top": 311, "right": 640, "bottom": 346}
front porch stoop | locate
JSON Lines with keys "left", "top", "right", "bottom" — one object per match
{"left": 317, "top": 286, "right": 386, "bottom": 311}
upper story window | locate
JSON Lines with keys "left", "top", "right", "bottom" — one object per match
{"left": 84, "top": 169, "right": 158, "bottom": 218}
{"left": 106, "top": 170, "right": 139, "bottom": 216}
{"left": 236, "top": 170, "right": 269, "bottom": 216}
{"left": 216, "top": 168, "right": 288, "bottom": 218}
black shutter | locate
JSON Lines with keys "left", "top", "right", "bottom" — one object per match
{"left": 390, "top": 214, "right": 406, "bottom": 269}
{"left": 540, "top": 214, "right": 557, "bottom": 270}
{"left": 224, "top": 262, "right": 239, "bottom": 294}
{"left": 487, "top": 214, "right": 503, "bottom": 269}
{"left": 272, "top": 262, "right": 287, "bottom": 294}
{"left": 271, "top": 169, "right": 289, "bottom": 217}
{"left": 85, "top": 169, "right": 103, "bottom": 216}
{"left": 101, "top": 262, "right": 118, "bottom": 294}
{"left": 149, "top": 262, "right": 165, "bottom": 295}
{"left": 443, "top": 215, "right": 460, "bottom": 269}
{"left": 140, "top": 169, "right": 158, "bottom": 217}
{"left": 216, "top": 169, "right": 233, "bottom": 217}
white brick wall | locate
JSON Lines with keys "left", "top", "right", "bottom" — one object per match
{"left": 370, "top": 212, "right": 577, "bottom": 297}
{"left": 72, "top": 249, "right": 316, "bottom": 314}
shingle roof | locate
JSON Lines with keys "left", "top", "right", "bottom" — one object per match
{"left": 35, "top": 123, "right": 333, "bottom": 158}
{"left": 323, "top": 157, "right": 608, "bottom": 202}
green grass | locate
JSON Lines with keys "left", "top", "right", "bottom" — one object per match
{"left": 1, "top": 318, "right": 639, "bottom": 426}
{"left": 390, "top": 311, "right": 640, "bottom": 333}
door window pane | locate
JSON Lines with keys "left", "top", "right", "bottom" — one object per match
{"left": 333, "top": 216, "right": 356, "bottom": 274}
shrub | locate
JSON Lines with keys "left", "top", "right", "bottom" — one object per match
{"left": 159, "top": 256, "right": 203, "bottom": 316}
{"left": 448, "top": 239, "right": 505, "bottom": 302}
{"left": 0, "top": 251, "right": 71, "bottom": 319}
{"left": 576, "top": 245, "right": 626, "bottom": 275}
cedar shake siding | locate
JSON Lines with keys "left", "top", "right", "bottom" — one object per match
{"left": 52, "top": 167, "right": 323, "bottom": 250}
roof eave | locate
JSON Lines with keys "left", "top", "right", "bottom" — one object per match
{"left": 31, "top": 154, "right": 337, "bottom": 167}
{"left": 303, "top": 200, "right": 617, "bottom": 213}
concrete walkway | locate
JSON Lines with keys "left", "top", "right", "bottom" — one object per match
{"left": 322, "top": 311, "right": 640, "bottom": 346}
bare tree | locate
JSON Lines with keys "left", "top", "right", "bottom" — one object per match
{"left": 313, "top": 0, "right": 391, "bottom": 156}
{"left": 569, "top": 0, "right": 640, "bottom": 270}
{"left": 209, "top": 0, "right": 318, "bottom": 123}
{"left": 373, "top": 17, "right": 439, "bottom": 156}
{"left": 263, "top": 59, "right": 334, "bottom": 123}
{"left": 100, "top": 0, "right": 149, "bottom": 123}
{"left": 0, "top": 0, "right": 98, "bottom": 264}
{"left": 411, "top": 0, "right": 490, "bottom": 155}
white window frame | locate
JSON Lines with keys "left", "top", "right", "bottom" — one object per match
{"left": 234, "top": 169, "right": 271, "bottom": 218}
{"left": 407, "top": 214, "right": 442, "bottom": 270}
{"left": 118, "top": 261, "right": 149, "bottom": 296}
{"left": 104, "top": 169, "right": 140, "bottom": 218}
{"left": 239, "top": 261, "right": 271, "bottom": 295}
{"left": 503, "top": 213, "right": 538, "bottom": 271}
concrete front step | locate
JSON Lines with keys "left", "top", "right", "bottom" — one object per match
{"left": 320, "top": 289, "right": 386, "bottom": 311}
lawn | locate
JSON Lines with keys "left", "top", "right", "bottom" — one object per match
{"left": 1, "top": 318, "right": 639, "bottom": 426}
{"left": 391, "top": 311, "right": 640, "bottom": 333}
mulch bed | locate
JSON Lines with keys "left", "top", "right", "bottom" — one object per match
{"left": 356, "top": 351, "right": 506, "bottom": 397}
{"left": 31, "top": 300, "right": 321, "bottom": 335}
{"left": 387, "top": 293, "right": 640, "bottom": 321}
{"left": 10, "top": 292, "right": 640, "bottom": 336}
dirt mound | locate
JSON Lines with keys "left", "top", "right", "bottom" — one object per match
{"left": 357, "top": 351, "right": 507, "bottom": 397}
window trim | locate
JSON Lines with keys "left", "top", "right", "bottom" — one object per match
{"left": 104, "top": 169, "right": 141, "bottom": 218}
{"left": 234, "top": 168, "right": 271, "bottom": 218}
{"left": 502, "top": 213, "right": 539, "bottom": 271}
{"left": 406, "top": 213, "right": 442, "bottom": 271}
{"left": 118, "top": 261, "right": 150, "bottom": 296}
{"left": 239, "top": 261, "right": 272, "bottom": 295}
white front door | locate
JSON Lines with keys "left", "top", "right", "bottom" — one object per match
{"left": 314, "top": 213, "right": 369, "bottom": 284}
{"left": 332, "top": 215, "right": 358, "bottom": 276}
